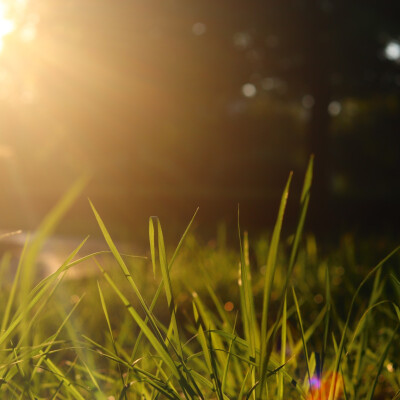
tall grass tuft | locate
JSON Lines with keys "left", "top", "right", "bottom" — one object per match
{"left": 0, "top": 161, "right": 399, "bottom": 398}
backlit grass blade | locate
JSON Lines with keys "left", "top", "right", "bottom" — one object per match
{"left": 0, "top": 230, "right": 22, "bottom": 241}
{"left": 278, "top": 293, "right": 287, "bottom": 399}
{"left": 351, "top": 267, "right": 385, "bottom": 389}
{"left": 149, "top": 217, "right": 157, "bottom": 278}
{"left": 292, "top": 287, "right": 313, "bottom": 400}
{"left": 0, "top": 237, "right": 88, "bottom": 348}
{"left": 90, "top": 201, "right": 166, "bottom": 343}
{"left": 21, "top": 176, "right": 88, "bottom": 295}
{"left": 238, "top": 366, "right": 252, "bottom": 400}
{"left": 30, "top": 295, "right": 84, "bottom": 381}
{"left": 40, "top": 352, "right": 86, "bottom": 400}
{"left": 95, "top": 259, "right": 176, "bottom": 373}
{"left": 151, "top": 217, "right": 183, "bottom": 359}
{"left": 130, "top": 208, "right": 198, "bottom": 363}
{"left": 1, "top": 236, "right": 29, "bottom": 333}
{"left": 193, "top": 301, "right": 215, "bottom": 398}
{"left": 221, "top": 313, "right": 237, "bottom": 394}
{"left": 366, "top": 324, "right": 399, "bottom": 400}
{"left": 328, "top": 245, "right": 400, "bottom": 400}
{"left": 203, "top": 278, "right": 233, "bottom": 331}
{"left": 262, "top": 156, "right": 313, "bottom": 390}
{"left": 346, "top": 300, "right": 390, "bottom": 354}
{"left": 150, "top": 216, "right": 202, "bottom": 398}
{"left": 291, "top": 305, "right": 327, "bottom": 356}
{"left": 97, "top": 282, "right": 125, "bottom": 388}
{"left": 208, "top": 330, "right": 224, "bottom": 400}
{"left": 237, "top": 214, "right": 257, "bottom": 383}
{"left": 191, "top": 291, "right": 227, "bottom": 368}
{"left": 210, "top": 329, "right": 306, "bottom": 397}
{"left": 257, "top": 172, "right": 292, "bottom": 399}
{"left": 168, "top": 207, "right": 199, "bottom": 268}
{"left": 95, "top": 260, "right": 196, "bottom": 398}
{"left": 189, "top": 370, "right": 230, "bottom": 400}
{"left": 322, "top": 264, "right": 331, "bottom": 366}
{"left": 0, "top": 277, "right": 65, "bottom": 385}
{"left": 81, "top": 359, "right": 107, "bottom": 400}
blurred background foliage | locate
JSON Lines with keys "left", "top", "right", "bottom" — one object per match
{"left": 0, "top": 0, "right": 399, "bottom": 241}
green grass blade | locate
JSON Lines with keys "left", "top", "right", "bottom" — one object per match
{"left": 346, "top": 300, "right": 390, "bottom": 355}
{"left": 221, "top": 313, "right": 238, "bottom": 394}
{"left": 262, "top": 156, "right": 313, "bottom": 388}
{"left": 90, "top": 201, "right": 166, "bottom": 344}
{"left": 130, "top": 209, "right": 198, "bottom": 363}
{"left": 97, "top": 282, "right": 125, "bottom": 387}
{"left": 149, "top": 217, "right": 157, "bottom": 278}
{"left": 258, "top": 172, "right": 292, "bottom": 399}
{"left": 21, "top": 177, "right": 87, "bottom": 295}
{"left": 95, "top": 259, "right": 196, "bottom": 398}
{"left": 0, "top": 237, "right": 88, "bottom": 348}
{"left": 81, "top": 360, "right": 107, "bottom": 399}
{"left": 207, "top": 330, "right": 224, "bottom": 400}
{"left": 237, "top": 216, "right": 257, "bottom": 376}
{"left": 238, "top": 366, "right": 252, "bottom": 400}
{"left": 292, "top": 287, "right": 313, "bottom": 400}
{"left": 366, "top": 324, "right": 399, "bottom": 400}
{"left": 30, "top": 295, "right": 84, "bottom": 381}
{"left": 153, "top": 217, "right": 183, "bottom": 359}
{"left": 1, "top": 236, "right": 29, "bottom": 333}
{"left": 328, "top": 245, "right": 400, "bottom": 400}
{"left": 192, "top": 301, "right": 214, "bottom": 398}
{"left": 278, "top": 293, "right": 287, "bottom": 400}
{"left": 41, "top": 352, "right": 86, "bottom": 400}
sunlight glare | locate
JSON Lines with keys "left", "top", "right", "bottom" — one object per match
{"left": 0, "top": 2, "right": 16, "bottom": 52}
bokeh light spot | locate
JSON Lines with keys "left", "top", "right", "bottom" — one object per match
{"left": 242, "top": 83, "right": 257, "bottom": 98}
{"left": 328, "top": 101, "right": 341, "bottom": 116}
{"left": 224, "top": 301, "right": 234, "bottom": 312}
{"left": 261, "top": 77, "right": 275, "bottom": 91}
{"left": 192, "top": 22, "right": 206, "bottom": 36}
{"left": 384, "top": 40, "right": 400, "bottom": 61}
{"left": 233, "top": 32, "right": 252, "bottom": 49}
{"left": 302, "top": 94, "right": 315, "bottom": 109}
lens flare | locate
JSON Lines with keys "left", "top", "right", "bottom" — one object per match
{"left": 307, "top": 372, "right": 343, "bottom": 400}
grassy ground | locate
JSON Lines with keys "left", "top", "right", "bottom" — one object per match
{"left": 1, "top": 160, "right": 400, "bottom": 399}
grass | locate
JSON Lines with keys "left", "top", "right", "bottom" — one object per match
{"left": 0, "top": 159, "right": 400, "bottom": 399}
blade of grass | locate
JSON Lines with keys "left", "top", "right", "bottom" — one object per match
{"left": 193, "top": 300, "right": 219, "bottom": 399}
{"left": 21, "top": 176, "right": 88, "bottom": 296}
{"left": 262, "top": 156, "right": 313, "bottom": 394}
{"left": 257, "top": 172, "right": 292, "bottom": 399}
{"left": 221, "top": 313, "right": 238, "bottom": 394}
{"left": 1, "top": 236, "right": 29, "bottom": 333}
{"left": 366, "top": 324, "right": 399, "bottom": 400}
{"left": 129, "top": 208, "right": 198, "bottom": 363}
{"left": 151, "top": 217, "right": 183, "bottom": 360}
{"left": 40, "top": 353, "right": 86, "bottom": 400}
{"left": 81, "top": 359, "right": 107, "bottom": 400}
{"left": 292, "top": 287, "right": 313, "bottom": 400}
{"left": 95, "top": 259, "right": 195, "bottom": 398}
{"left": 238, "top": 214, "right": 257, "bottom": 398}
{"left": 30, "top": 295, "right": 84, "bottom": 381}
{"left": 97, "top": 282, "right": 125, "bottom": 388}
{"left": 0, "top": 237, "right": 88, "bottom": 348}
{"left": 278, "top": 293, "right": 287, "bottom": 399}
{"left": 238, "top": 366, "right": 252, "bottom": 400}
{"left": 90, "top": 201, "right": 163, "bottom": 342}
{"left": 328, "top": 245, "right": 400, "bottom": 400}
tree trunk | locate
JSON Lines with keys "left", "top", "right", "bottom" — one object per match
{"left": 308, "top": 82, "right": 332, "bottom": 229}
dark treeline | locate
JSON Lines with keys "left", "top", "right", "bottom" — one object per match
{"left": 0, "top": 0, "right": 399, "bottom": 238}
